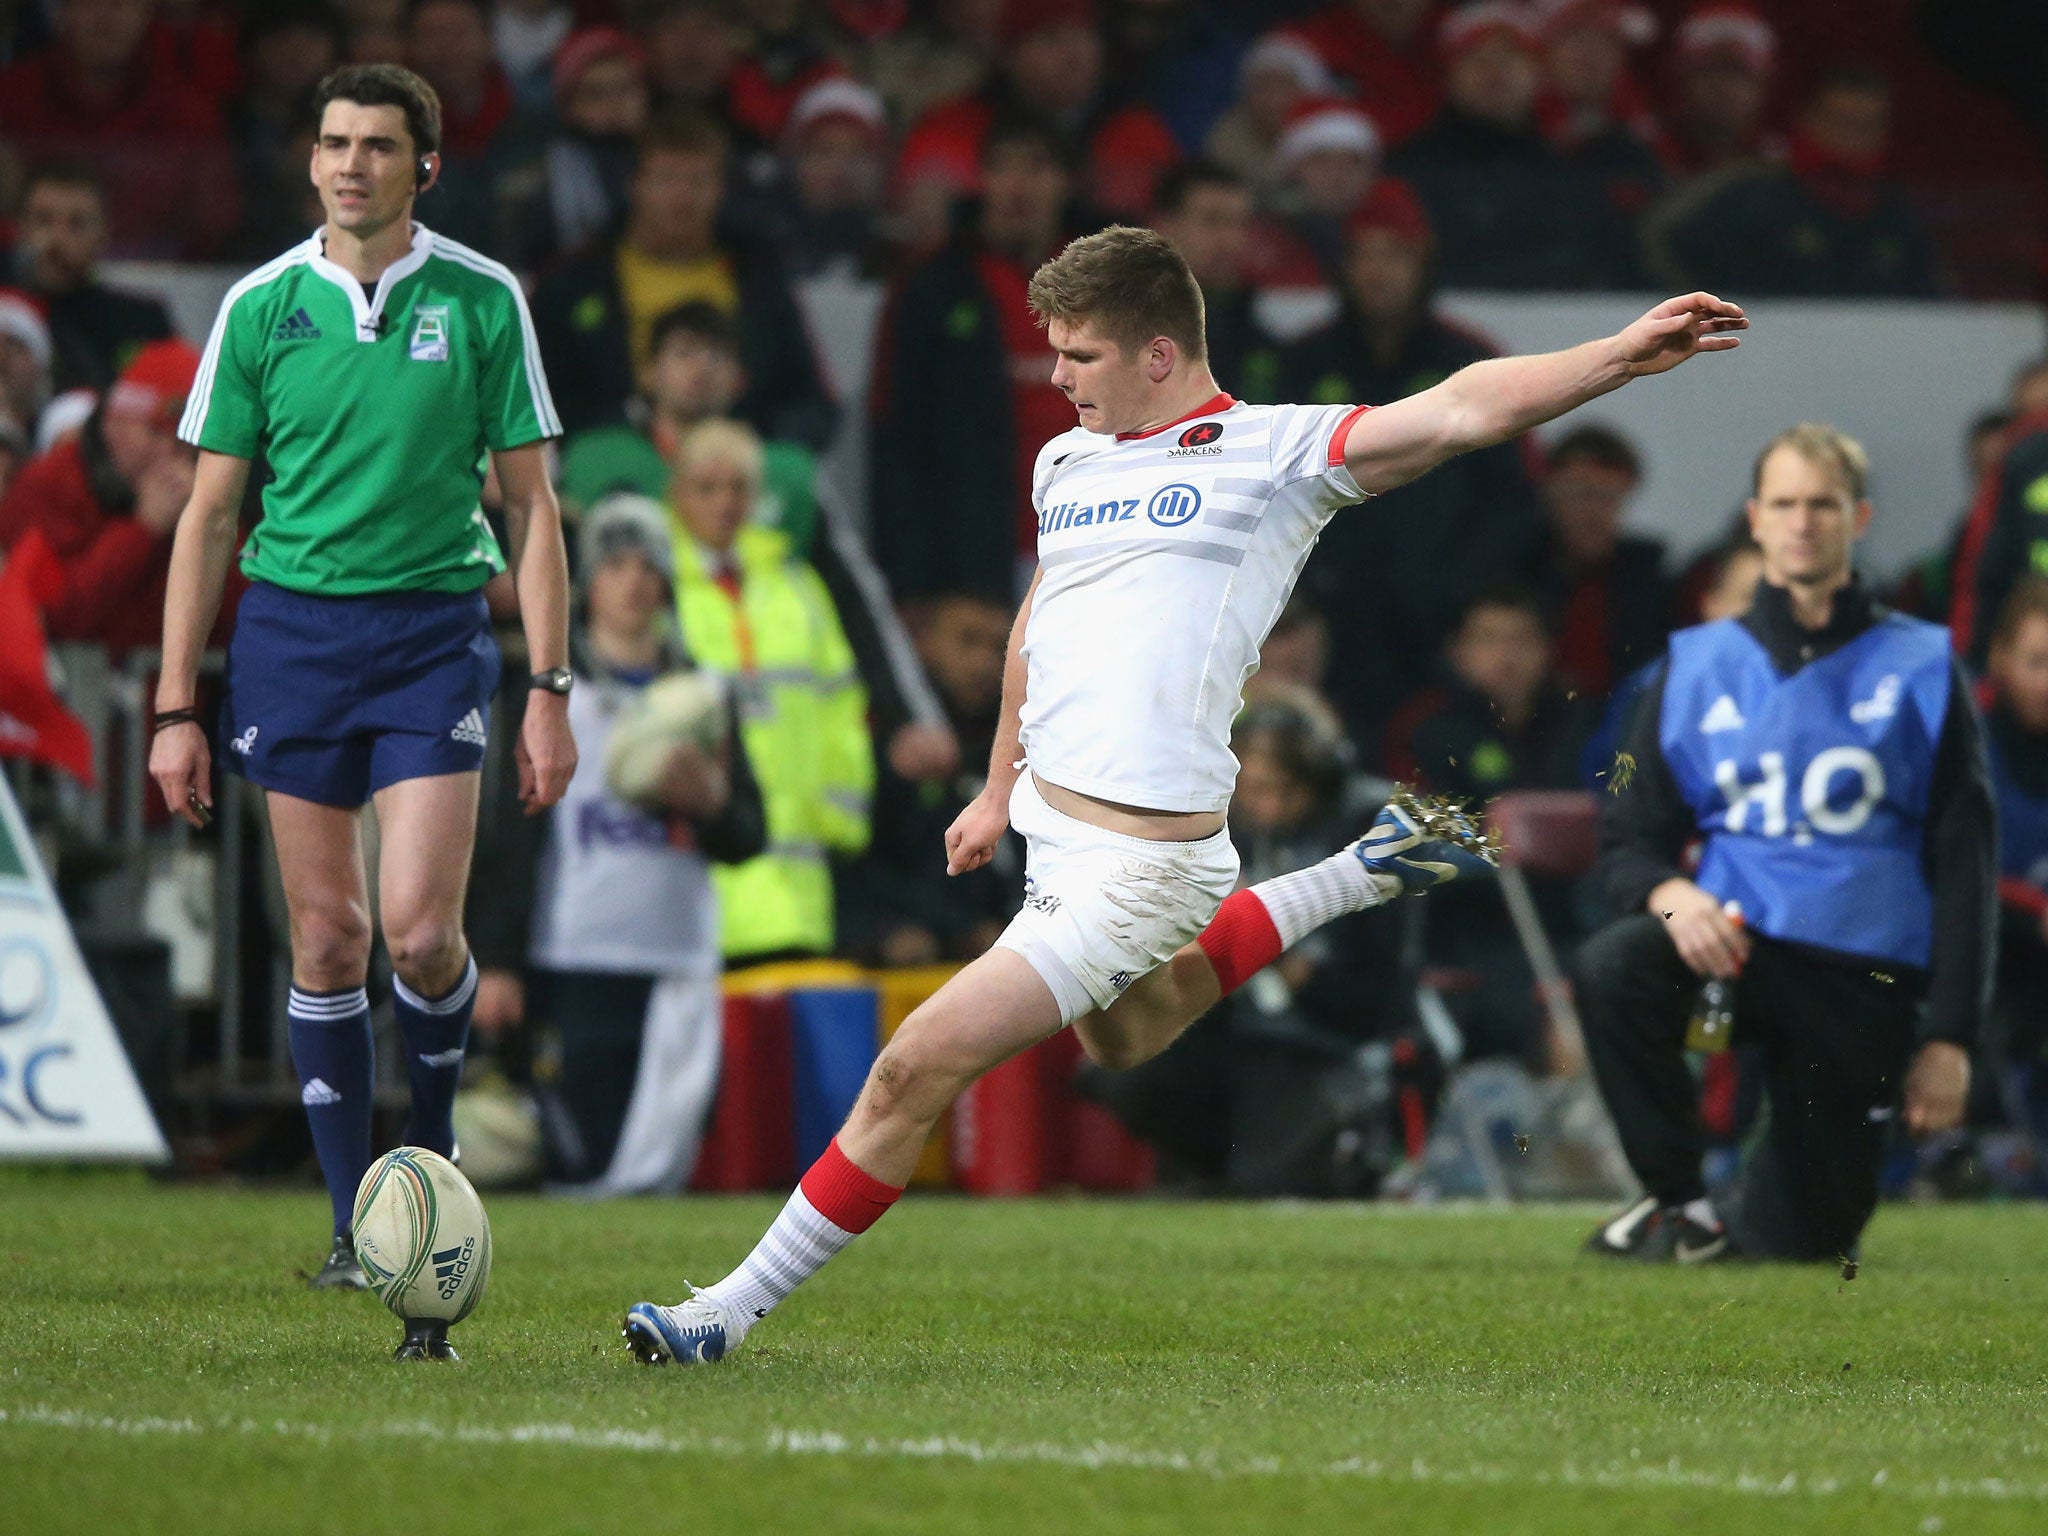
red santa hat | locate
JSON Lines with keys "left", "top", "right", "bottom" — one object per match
{"left": 1674, "top": 3, "right": 1776, "bottom": 71}
{"left": 1438, "top": 2, "right": 1541, "bottom": 61}
{"left": 551, "top": 26, "right": 647, "bottom": 111}
{"left": 998, "top": 0, "right": 1096, "bottom": 47}
{"left": 106, "top": 340, "right": 201, "bottom": 429}
{"left": 1275, "top": 98, "right": 1382, "bottom": 171}
{"left": 1346, "top": 177, "right": 1432, "bottom": 247}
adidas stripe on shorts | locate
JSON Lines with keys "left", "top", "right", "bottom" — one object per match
{"left": 219, "top": 581, "right": 502, "bottom": 807}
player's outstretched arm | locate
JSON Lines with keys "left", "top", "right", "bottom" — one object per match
{"left": 150, "top": 450, "right": 250, "bottom": 829}
{"left": 946, "top": 567, "right": 1038, "bottom": 876}
{"left": 1342, "top": 292, "right": 1747, "bottom": 496}
{"left": 494, "top": 442, "right": 578, "bottom": 813}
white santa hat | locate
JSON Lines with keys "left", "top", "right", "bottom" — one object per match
{"left": 0, "top": 291, "right": 52, "bottom": 374}
{"left": 1275, "top": 99, "right": 1382, "bottom": 171}
{"left": 783, "top": 76, "right": 888, "bottom": 145}
{"left": 1675, "top": 4, "right": 1777, "bottom": 71}
{"left": 1530, "top": 0, "right": 1657, "bottom": 47}
{"left": 1239, "top": 32, "right": 1334, "bottom": 96}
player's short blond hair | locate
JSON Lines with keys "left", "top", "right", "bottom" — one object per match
{"left": 673, "top": 418, "right": 764, "bottom": 488}
{"left": 1752, "top": 423, "right": 1870, "bottom": 502}
{"left": 1026, "top": 225, "right": 1208, "bottom": 362}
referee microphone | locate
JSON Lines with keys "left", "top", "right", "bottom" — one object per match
{"left": 358, "top": 161, "right": 431, "bottom": 342}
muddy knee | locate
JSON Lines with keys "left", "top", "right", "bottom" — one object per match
{"left": 858, "top": 1037, "right": 965, "bottom": 1126}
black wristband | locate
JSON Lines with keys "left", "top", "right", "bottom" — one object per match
{"left": 153, "top": 707, "right": 203, "bottom": 735}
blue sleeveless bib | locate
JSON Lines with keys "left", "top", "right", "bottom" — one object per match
{"left": 1658, "top": 613, "right": 1952, "bottom": 967}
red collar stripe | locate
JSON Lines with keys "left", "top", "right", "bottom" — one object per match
{"left": 1116, "top": 392, "right": 1237, "bottom": 441}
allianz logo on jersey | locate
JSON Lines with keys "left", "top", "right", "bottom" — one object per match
{"left": 1038, "top": 484, "right": 1204, "bottom": 536}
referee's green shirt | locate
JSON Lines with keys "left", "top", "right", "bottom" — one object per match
{"left": 179, "top": 224, "right": 562, "bottom": 596}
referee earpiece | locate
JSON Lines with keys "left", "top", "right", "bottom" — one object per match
{"left": 416, "top": 156, "right": 433, "bottom": 190}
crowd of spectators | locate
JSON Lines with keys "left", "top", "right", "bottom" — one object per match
{"left": 3, "top": 0, "right": 2047, "bottom": 1196}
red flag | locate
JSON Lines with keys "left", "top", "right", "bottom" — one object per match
{"left": 0, "top": 528, "right": 96, "bottom": 786}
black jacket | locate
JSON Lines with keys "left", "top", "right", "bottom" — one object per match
{"left": 1385, "top": 672, "right": 1596, "bottom": 802}
{"left": 1597, "top": 578, "right": 1996, "bottom": 1046}
{"left": 530, "top": 232, "right": 836, "bottom": 446}
{"left": 1387, "top": 107, "right": 1641, "bottom": 290}
{"left": 867, "top": 224, "right": 1021, "bottom": 605}
{"left": 1203, "top": 284, "right": 1284, "bottom": 406}
{"left": 1279, "top": 309, "right": 1543, "bottom": 752}
{"left": 1524, "top": 531, "right": 1677, "bottom": 697}
{"left": 1645, "top": 162, "right": 1940, "bottom": 299}
{"left": 1958, "top": 414, "right": 2048, "bottom": 666}
{"left": 0, "top": 255, "right": 173, "bottom": 396}
{"left": 835, "top": 699, "right": 1022, "bottom": 962}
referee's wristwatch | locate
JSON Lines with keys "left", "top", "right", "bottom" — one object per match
{"left": 528, "top": 667, "right": 573, "bottom": 697}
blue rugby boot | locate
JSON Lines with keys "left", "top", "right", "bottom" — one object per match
{"left": 623, "top": 1291, "right": 731, "bottom": 1365}
{"left": 1350, "top": 787, "right": 1501, "bottom": 895}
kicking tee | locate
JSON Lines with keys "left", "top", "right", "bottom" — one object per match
{"left": 1018, "top": 394, "right": 1370, "bottom": 813}
{"left": 180, "top": 223, "right": 561, "bottom": 596}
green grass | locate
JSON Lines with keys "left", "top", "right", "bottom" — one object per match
{"left": 4, "top": 1170, "right": 2047, "bottom": 1535}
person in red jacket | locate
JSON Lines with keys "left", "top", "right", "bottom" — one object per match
{"left": 895, "top": 0, "right": 1179, "bottom": 248}
{"left": 0, "top": 0, "right": 238, "bottom": 257}
{"left": 0, "top": 339, "right": 241, "bottom": 658}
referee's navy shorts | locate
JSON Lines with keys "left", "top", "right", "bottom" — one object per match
{"left": 219, "top": 581, "right": 502, "bottom": 807}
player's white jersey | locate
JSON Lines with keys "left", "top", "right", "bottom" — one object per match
{"left": 1018, "top": 394, "right": 1371, "bottom": 813}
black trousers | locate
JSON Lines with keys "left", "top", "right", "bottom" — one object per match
{"left": 532, "top": 968, "right": 655, "bottom": 1182}
{"left": 1577, "top": 915, "right": 1918, "bottom": 1261}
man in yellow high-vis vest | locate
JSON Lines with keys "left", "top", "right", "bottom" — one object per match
{"left": 668, "top": 418, "right": 871, "bottom": 960}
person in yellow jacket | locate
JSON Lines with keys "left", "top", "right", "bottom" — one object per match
{"left": 667, "top": 419, "right": 872, "bottom": 960}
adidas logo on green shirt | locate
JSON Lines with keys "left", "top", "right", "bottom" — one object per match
{"left": 272, "top": 307, "right": 322, "bottom": 342}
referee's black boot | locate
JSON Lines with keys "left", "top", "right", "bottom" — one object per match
{"left": 308, "top": 1233, "right": 370, "bottom": 1291}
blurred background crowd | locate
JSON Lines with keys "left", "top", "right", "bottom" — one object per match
{"left": 3, "top": 0, "right": 2048, "bottom": 1204}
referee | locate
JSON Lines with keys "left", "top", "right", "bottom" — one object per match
{"left": 150, "top": 66, "right": 576, "bottom": 1292}
{"left": 1580, "top": 424, "right": 1994, "bottom": 1264}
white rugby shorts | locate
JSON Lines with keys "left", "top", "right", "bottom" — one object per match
{"left": 994, "top": 772, "right": 1240, "bottom": 1025}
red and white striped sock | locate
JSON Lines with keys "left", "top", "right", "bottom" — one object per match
{"left": 700, "top": 1138, "right": 903, "bottom": 1342}
{"left": 1197, "top": 854, "right": 1386, "bottom": 998}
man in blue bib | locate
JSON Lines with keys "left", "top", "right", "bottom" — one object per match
{"left": 1581, "top": 424, "right": 1994, "bottom": 1263}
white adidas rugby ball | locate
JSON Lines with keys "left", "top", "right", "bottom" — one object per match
{"left": 351, "top": 1146, "right": 492, "bottom": 1325}
{"left": 603, "top": 669, "right": 730, "bottom": 808}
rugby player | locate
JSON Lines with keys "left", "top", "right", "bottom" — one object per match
{"left": 624, "top": 227, "right": 1744, "bottom": 1363}
{"left": 150, "top": 65, "right": 575, "bottom": 1298}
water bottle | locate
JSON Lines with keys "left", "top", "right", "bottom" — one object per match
{"left": 1683, "top": 901, "right": 1743, "bottom": 1054}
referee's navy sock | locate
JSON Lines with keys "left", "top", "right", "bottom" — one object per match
{"left": 393, "top": 953, "right": 478, "bottom": 1159}
{"left": 287, "top": 985, "right": 375, "bottom": 1240}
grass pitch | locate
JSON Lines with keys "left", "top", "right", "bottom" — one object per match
{"left": 4, "top": 1170, "right": 2046, "bottom": 1536}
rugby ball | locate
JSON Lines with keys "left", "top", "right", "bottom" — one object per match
{"left": 604, "top": 669, "right": 730, "bottom": 807}
{"left": 351, "top": 1147, "right": 492, "bottom": 1325}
